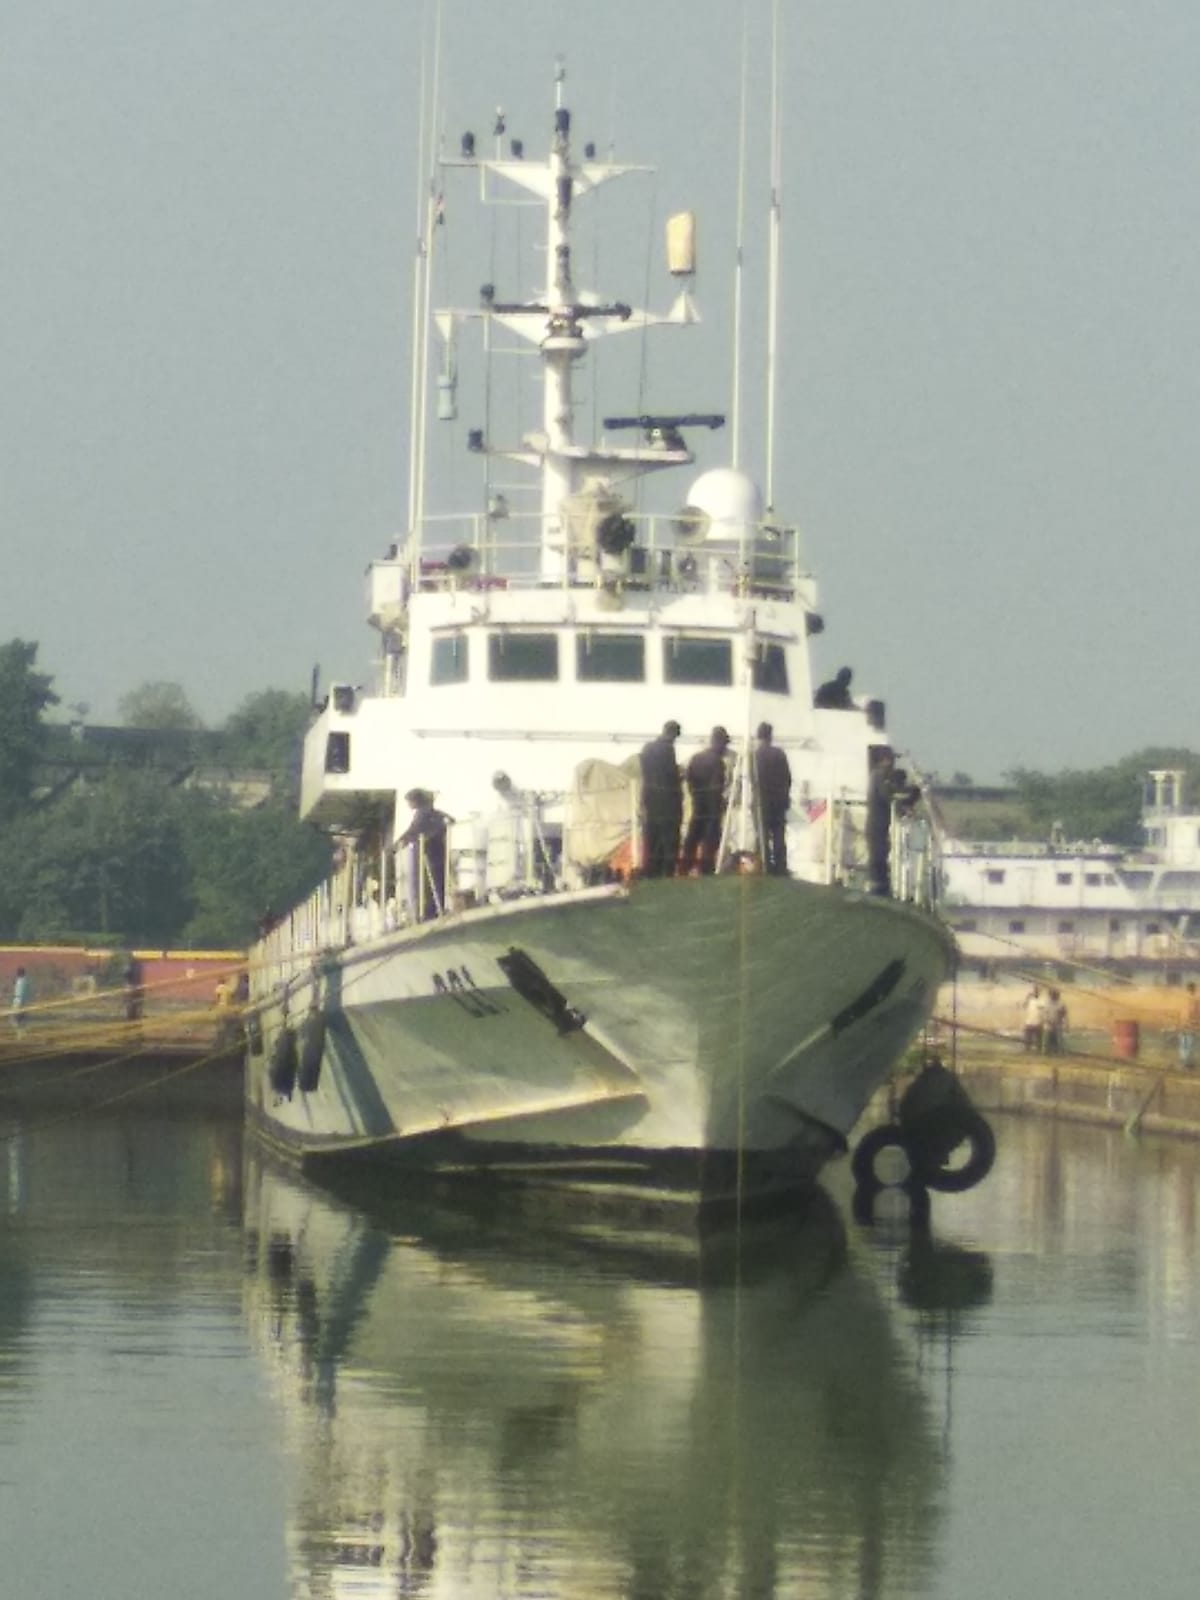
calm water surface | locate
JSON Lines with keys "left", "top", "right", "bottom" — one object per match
{"left": 2, "top": 1102, "right": 1200, "bottom": 1599}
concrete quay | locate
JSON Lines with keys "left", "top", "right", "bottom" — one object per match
{"left": 904, "top": 978, "right": 1200, "bottom": 1141}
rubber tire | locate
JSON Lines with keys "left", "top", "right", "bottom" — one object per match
{"left": 297, "top": 1011, "right": 326, "bottom": 1094}
{"left": 268, "top": 1026, "right": 298, "bottom": 1099}
{"left": 909, "top": 1107, "right": 996, "bottom": 1194}
{"left": 851, "top": 1123, "right": 917, "bottom": 1191}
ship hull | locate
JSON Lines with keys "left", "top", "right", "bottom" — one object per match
{"left": 246, "top": 876, "right": 952, "bottom": 1210}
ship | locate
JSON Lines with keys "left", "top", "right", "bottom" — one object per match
{"left": 938, "top": 767, "right": 1200, "bottom": 980}
{"left": 245, "top": 64, "right": 954, "bottom": 1216}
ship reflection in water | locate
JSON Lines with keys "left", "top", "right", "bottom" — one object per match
{"left": 242, "top": 1160, "right": 956, "bottom": 1599}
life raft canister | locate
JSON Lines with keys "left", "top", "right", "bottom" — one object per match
{"left": 297, "top": 1008, "right": 327, "bottom": 1095}
{"left": 268, "top": 1025, "right": 298, "bottom": 1100}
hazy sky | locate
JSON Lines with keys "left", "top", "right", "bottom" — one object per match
{"left": 3, "top": 0, "right": 1198, "bottom": 782}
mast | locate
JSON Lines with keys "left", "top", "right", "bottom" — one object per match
{"left": 432, "top": 62, "right": 704, "bottom": 581}
{"left": 539, "top": 60, "right": 587, "bottom": 576}
{"left": 764, "top": 0, "right": 783, "bottom": 512}
{"left": 730, "top": 2, "right": 750, "bottom": 471}
{"left": 409, "top": 0, "right": 444, "bottom": 544}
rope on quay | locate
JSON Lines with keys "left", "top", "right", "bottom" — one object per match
{"left": 0, "top": 958, "right": 252, "bottom": 1074}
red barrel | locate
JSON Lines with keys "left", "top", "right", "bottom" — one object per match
{"left": 1113, "top": 1019, "right": 1140, "bottom": 1060}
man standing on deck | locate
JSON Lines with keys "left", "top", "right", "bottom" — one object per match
{"left": 398, "top": 789, "right": 454, "bottom": 919}
{"left": 754, "top": 722, "right": 792, "bottom": 876}
{"left": 682, "top": 727, "right": 731, "bottom": 875}
{"left": 639, "top": 721, "right": 683, "bottom": 878}
{"left": 866, "top": 749, "right": 905, "bottom": 896}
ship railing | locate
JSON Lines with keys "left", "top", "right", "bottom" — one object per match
{"left": 253, "top": 784, "right": 942, "bottom": 997}
{"left": 794, "top": 791, "right": 941, "bottom": 910}
{"left": 374, "top": 510, "right": 809, "bottom": 601}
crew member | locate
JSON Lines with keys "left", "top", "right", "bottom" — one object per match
{"left": 683, "top": 727, "right": 731, "bottom": 875}
{"left": 814, "top": 666, "right": 854, "bottom": 709}
{"left": 866, "top": 749, "right": 914, "bottom": 896}
{"left": 639, "top": 721, "right": 683, "bottom": 877}
{"left": 398, "top": 789, "right": 454, "bottom": 920}
{"left": 754, "top": 722, "right": 792, "bottom": 876}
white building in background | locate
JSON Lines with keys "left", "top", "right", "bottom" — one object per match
{"left": 939, "top": 770, "right": 1200, "bottom": 983}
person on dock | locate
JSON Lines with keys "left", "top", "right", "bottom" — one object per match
{"left": 10, "top": 967, "right": 29, "bottom": 1034}
{"left": 123, "top": 959, "right": 144, "bottom": 1024}
{"left": 682, "top": 726, "right": 731, "bottom": 875}
{"left": 213, "top": 975, "right": 239, "bottom": 1049}
{"left": 1179, "top": 982, "right": 1200, "bottom": 1069}
{"left": 1023, "top": 985, "right": 1045, "bottom": 1052}
{"left": 638, "top": 720, "right": 683, "bottom": 878}
{"left": 1045, "top": 988, "right": 1067, "bottom": 1055}
{"left": 754, "top": 722, "right": 792, "bottom": 876}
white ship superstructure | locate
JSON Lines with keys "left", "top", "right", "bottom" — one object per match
{"left": 246, "top": 68, "right": 953, "bottom": 1210}
{"left": 941, "top": 769, "right": 1200, "bottom": 977}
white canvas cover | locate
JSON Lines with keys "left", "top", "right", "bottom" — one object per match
{"left": 564, "top": 756, "right": 641, "bottom": 869}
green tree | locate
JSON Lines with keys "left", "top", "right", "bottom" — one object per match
{"left": 177, "top": 791, "right": 330, "bottom": 947}
{"left": 218, "top": 688, "right": 312, "bottom": 775}
{"left": 0, "top": 639, "right": 58, "bottom": 824}
{"left": 118, "top": 680, "right": 203, "bottom": 730}
{"left": 1007, "top": 747, "right": 1200, "bottom": 845}
{"left": 0, "top": 770, "right": 192, "bottom": 943}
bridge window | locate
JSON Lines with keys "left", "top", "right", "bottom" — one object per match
{"left": 577, "top": 633, "right": 645, "bottom": 683}
{"left": 986, "top": 869, "right": 1005, "bottom": 885}
{"left": 752, "top": 641, "right": 789, "bottom": 694}
{"left": 663, "top": 635, "right": 732, "bottom": 686}
{"left": 488, "top": 632, "right": 558, "bottom": 682}
{"left": 431, "top": 633, "right": 469, "bottom": 685}
{"left": 325, "top": 732, "right": 350, "bottom": 774}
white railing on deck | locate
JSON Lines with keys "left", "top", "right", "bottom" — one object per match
{"left": 254, "top": 785, "right": 941, "bottom": 1001}
{"left": 371, "top": 510, "right": 807, "bottom": 600}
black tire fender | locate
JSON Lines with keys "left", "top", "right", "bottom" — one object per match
{"left": 268, "top": 1025, "right": 298, "bottom": 1100}
{"left": 297, "top": 1009, "right": 327, "bottom": 1095}
{"left": 851, "top": 1122, "right": 917, "bottom": 1192}
{"left": 909, "top": 1107, "right": 996, "bottom": 1194}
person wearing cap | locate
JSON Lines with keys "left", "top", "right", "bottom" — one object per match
{"left": 682, "top": 726, "right": 731, "bottom": 875}
{"left": 638, "top": 721, "right": 683, "bottom": 877}
{"left": 754, "top": 722, "right": 792, "bottom": 875}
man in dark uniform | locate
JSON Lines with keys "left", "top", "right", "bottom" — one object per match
{"left": 754, "top": 722, "right": 792, "bottom": 875}
{"left": 398, "top": 788, "right": 454, "bottom": 918}
{"left": 682, "top": 726, "right": 731, "bottom": 875}
{"left": 814, "top": 665, "right": 854, "bottom": 708}
{"left": 866, "top": 749, "right": 916, "bottom": 896}
{"left": 638, "top": 721, "right": 683, "bottom": 877}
